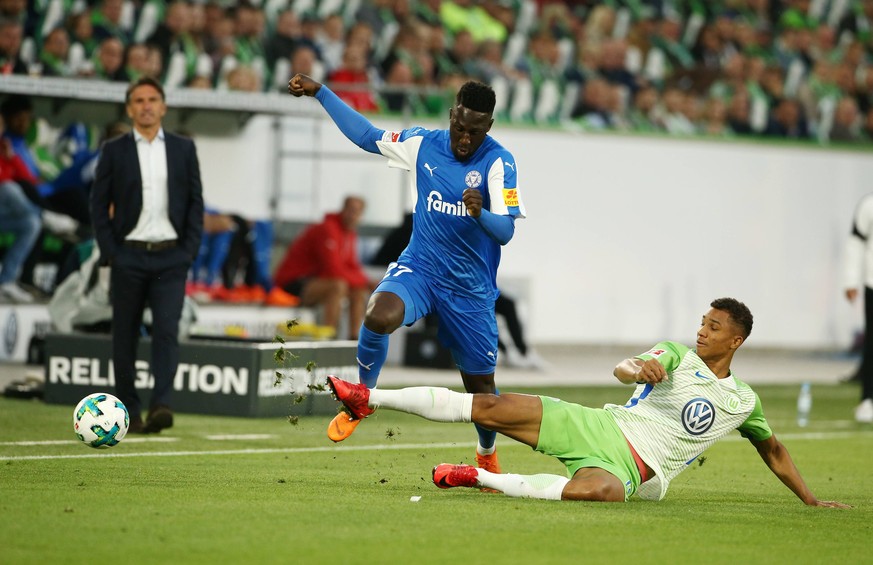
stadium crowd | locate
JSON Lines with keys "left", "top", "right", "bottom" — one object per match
{"left": 0, "top": 0, "right": 871, "bottom": 142}
{"left": 2, "top": 0, "right": 873, "bottom": 301}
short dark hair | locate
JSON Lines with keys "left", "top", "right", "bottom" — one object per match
{"left": 456, "top": 81, "right": 496, "bottom": 114}
{"left": 0, "top": 94, "right": 33, "bottom": 120}
{"left": 711, "top": 297, "right": 753, "bottom": 338}
{"left": 125, "top": 77, "right": 165, "bottom": 104}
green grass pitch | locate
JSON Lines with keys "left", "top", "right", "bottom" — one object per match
{"left": 1, "top": 384, "right": 870, "bottom": 564}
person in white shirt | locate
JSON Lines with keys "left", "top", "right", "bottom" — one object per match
{"left": 843, "top": 193, "right": 873, "bottom": 423}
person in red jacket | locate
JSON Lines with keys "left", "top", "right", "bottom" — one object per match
{"left": 327, "top": 43, "right": 379, "bottom": 113}
{"left": 274, "top": 196, "right": 373, "bottom": 339}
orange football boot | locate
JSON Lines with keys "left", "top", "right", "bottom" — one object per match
{"left": 325, "top": 376, "right": 374, "bottom": 442}
{"left": 327, "top": 410, "right": 362, "bottom": 442}
{"left": 476, "top": 450, "right": 501, "bottom": 473}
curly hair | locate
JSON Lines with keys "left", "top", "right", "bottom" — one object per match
{"left": 710, "top": 297, "right": 753, "bottom": 338}
{"left": 456, "top": 81, "right": 496, "bottom": 114}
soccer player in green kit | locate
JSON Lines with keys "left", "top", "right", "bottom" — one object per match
{"left": 326, "top": 298, "right": 849, "bottom": 506}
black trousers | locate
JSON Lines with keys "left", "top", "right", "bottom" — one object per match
{"left": 495, "top": 293, "right": 527, "bottom": 356}
{"left": 857, "top": 287, "right": 873, "bottom": 401}
{"left": 110, "top": 245, "right": 189, "bottom": 420}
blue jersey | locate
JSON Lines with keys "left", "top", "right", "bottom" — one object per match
{"left": 375, "top": 127, "right": 527, "bottom": 299}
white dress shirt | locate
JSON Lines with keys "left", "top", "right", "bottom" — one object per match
{"left": 125, "top": 127, "right": 178, "bottom": 242}
{"left": 844, "top": 193, "right": 873, "bottom": 291}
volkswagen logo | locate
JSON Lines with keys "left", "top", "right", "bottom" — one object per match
{"left": 682, "top": 397, "right": 715, "bottom": 435}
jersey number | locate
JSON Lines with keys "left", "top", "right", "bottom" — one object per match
{"left": 384, "top": 262, "right": 413, "bottom": 279}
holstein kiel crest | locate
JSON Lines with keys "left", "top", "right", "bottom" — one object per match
{"left": 464, "top": 170, "right": 482, "bottom": 188}
{"left": 682, "top": 397, "right": 715, "bottom": 435}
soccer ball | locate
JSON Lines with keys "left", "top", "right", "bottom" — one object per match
{"left": 73, "top": 393, "right": 130, "bottom": 449}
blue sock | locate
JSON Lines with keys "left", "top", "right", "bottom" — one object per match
{"left": 475, "top": 385, "right": 499, "bottom": 450}
{"left": 357, "top": 325, "right": 388, "bottom": 389}
{"left": 474, "top": 424, "right": 497, "bottom": 451}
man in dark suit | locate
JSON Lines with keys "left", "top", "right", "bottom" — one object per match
{"left": 90, "top": 77, "right": 203, "bottom": 434}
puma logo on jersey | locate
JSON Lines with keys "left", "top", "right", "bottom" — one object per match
{"left": 424, "top": 163, "right": 437, "bottom": 176}
{"left": 504, "top": 161, "right": 515, "bottom": 171}
{"left": 487, "top": 351, "right": 495, "bottom": 358}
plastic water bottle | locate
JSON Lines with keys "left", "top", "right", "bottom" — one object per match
{"left": 797, "top": 382, "right": 812, "bottom": 427}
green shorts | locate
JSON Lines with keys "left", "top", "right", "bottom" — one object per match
{"left": 536, "top": 396, "right": 642, "bottom": 500}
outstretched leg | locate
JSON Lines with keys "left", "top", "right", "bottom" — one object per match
{"left": 327, "top": 377, "right": 543, "bottom": 447}
{"left": 434, "top": 464, "right": 625, "bottom": 502}
{"left": 327, "top": 377, "right": 631, "bottom": 503}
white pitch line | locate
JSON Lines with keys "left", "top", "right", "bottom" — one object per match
{"left": 0, "top": 442, "right": 472, "bottom": 461}
{"left": 204, "top": 434, "right": 276, "bottom": 441}
{"left": 0, "top": 437, "right": 179, "bottom": 446}
{"left": 1, "top": 431, "right": 871, "bottom": 462}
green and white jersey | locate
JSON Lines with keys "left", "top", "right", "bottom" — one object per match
{"left": 604, "top": 341, "right": 772, "bottom": 501}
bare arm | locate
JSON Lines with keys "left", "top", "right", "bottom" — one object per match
{"left": 613, "top": 358, "right": 667, "bottom": 385}
{"left": 750, "top": 435, "right": 850, "bottom": 508}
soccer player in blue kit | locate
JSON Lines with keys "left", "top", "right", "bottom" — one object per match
{"left": 288, "top": 73, "right": 526, "bottom": 473}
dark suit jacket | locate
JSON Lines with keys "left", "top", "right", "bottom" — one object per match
{"left": 90, "top": 130, "right": 204, "bottom": 261}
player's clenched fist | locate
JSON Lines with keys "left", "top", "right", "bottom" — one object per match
{"left": 636, "top": 358, "right": 668, "bottom": 383}
{"left": 288, "top": 74, "right": 321, "bottom": 97}
{"left": 463, "top": 188, "right": 483, "bottom": 218}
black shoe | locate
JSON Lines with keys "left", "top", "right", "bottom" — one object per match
{"left": 128, "top": 417, "right": 146, "bottom": 434}
{"left": 3, "top": 379, "right": 44, "bottom": 399}
{"left": 144, "top": 406, "right": 174, "bottom": 434}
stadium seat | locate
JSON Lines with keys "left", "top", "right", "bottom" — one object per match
{"left": 508, "top": 77, "right": 534, "bottom": 123}
{"left": 533, "top": 79, "right": 561, "bottom": 124}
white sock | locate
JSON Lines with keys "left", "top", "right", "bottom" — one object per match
{"left": 477, "top": 444, "right": 496, "bottom": 456}
{"left": 368, "top": 387, "right": 473, "bottom": 423}
{"left": 476, "top": 470, "right": 569, "bottom": 500}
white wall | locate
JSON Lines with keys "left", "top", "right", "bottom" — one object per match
{"left": 195, "top": 112, "right": 872, "bottom": 349}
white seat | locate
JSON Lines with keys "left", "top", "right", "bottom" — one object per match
{"left": 491, "top": 75, "right": 510, "bottom": 117}
{"left": 508, "top": 77, "right": 533, "bottom": 122}
{"left": 502, "top": 33, "right": 527, "bottom": 69}
{"left": 273, "top": 57, "right": 291, "bottom": 91}
{"left": 558, "top": 81, "right": 579, "bottom": 122}
{"left": 534, "top": 79, "right": 560, "bottom": 123}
